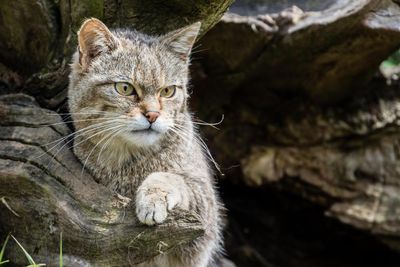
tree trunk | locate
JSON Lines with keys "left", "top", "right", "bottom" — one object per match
{"left": 0, "top": 1, "right": 232, "bottom": 266}
{"left": 0, "top": 0, "right": 233, "bottom": 108}
{"left": 3, "top": 0, "right": 400, "bottom": 265}
{"left": 190, "top": 0, "right": 400, "bottom": 251}
{"left": 0, "top": 94, "right": 204, "bottom": 266}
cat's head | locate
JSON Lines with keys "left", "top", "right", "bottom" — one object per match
{"left": 68, "top": 18, "right": 200, "bottom": 149}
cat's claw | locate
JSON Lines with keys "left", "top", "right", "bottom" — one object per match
{"left": 136, "top": 184, "right": 181, "bottom": 225}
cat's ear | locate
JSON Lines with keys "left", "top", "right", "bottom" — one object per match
{"left": 161, "top": 22, "right": 201, "bottom": 60}
{"left": 77, "top": 18, "right": 118, "bottom": 69}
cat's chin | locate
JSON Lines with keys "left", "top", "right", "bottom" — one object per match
{"left": 122, "top": 129, "right": 163, "bottom": 148}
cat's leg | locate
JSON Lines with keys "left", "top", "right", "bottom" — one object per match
{"left": 135, "top": 172, "right": 221, "bottom": 267}
{"left": 135, "top": 172, "right": 190, "bottom": 225}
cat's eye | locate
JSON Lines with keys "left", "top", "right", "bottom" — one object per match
{"left": 159, "top": 85, "right": 176, "bottom": 98}
{"left": 115, "top": 82, "right": 136, "bottom": 96}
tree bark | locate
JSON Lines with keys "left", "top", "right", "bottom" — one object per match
{"left": 241, "top": 83, "right": 400, "bottom": 250}
{"left": 195, "top": 0, "right": 400, "bottom": 104}
{"left": 3, "top": 0, "right": 400, "bottom": 264}
{"left": 0, "top": 94, "right": 203, "bottom": 266}
{"left": 190, "top": 0, "right": 400, "bottom": 251}
{"left": 0, "top": 1, "right": 233, "bottom": 265}
{"left": 0, "top": 0, "right": 233, "bottom": 108}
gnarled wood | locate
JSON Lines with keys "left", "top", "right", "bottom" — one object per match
{"left": 0, "top": 1, "right": 235, "bottom": 265}
{"left": 189, "top": 0, "right": 400, "bottom": 251}
{"left": 3, "top": 0, "right": 400, "bottom": 264}
{"left": 195, "top": 0, "right": 400, "bottom": 103}
{"left": 0, "top": 0, "right": 233, "bottom": 108}
{"left": 0, "top": 94, "right": 203, "bottom": 266}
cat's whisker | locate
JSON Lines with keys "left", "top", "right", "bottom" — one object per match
{"left": 35, "top": 125, "right": 110, "bottom": 161}
{"left": 193, "top": 114, "right": 224, "bottom": 126}
{"left": 190, "top": 43, "right": 207, "bottom": 55}
{"left": 42, "top": 110, "right": 121, "bottom": 117}
{"left": 170, "top": 124, "right": 221, "bottom": 173}
{"left": 39, "top": 119, "right": 118, "bottom": 149}
{"left": 38, "top": 119, "right": 121, "bottom": 163}
{"left": 38, "top": 117, "right": 119, "bottom": 127}
{"left": 173, "top": 115, "right": 224, "bottom": 129}
{"left": 81, "top": 125, "right": 125, "bottom": 175}
{"left": 196, "top": 135, "right": 221, "bottom": 174}
{"left": 167, "top": 127, "right": 189, "bottom": 141}
{"left": 41, "top": 111, "right": 122, "bottom": 124}
{"left": 192, "top": 121, "right": 219, "bottom": 130}
{"left": 167, "top": 126, "right": 194, "bottom": 146}
{"left": 44, "top": 122, "right": 121, "bottom": 167}
{"left": 81, "top": 124, "right": 125, "bottom": 176}
{"left": 168, "top": 126, "right": 220, "bottom": 173}
{"left": 96, "top": 127, "right": 126, "bottom": 165}
{"left": 70, "top": 123, "right": 124, "bottom": 153}
{"left": 190, "top": 49, "right": 207, "bottom": 55}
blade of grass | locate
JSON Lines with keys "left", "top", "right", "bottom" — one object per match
{"left": 59, "top": 232, "right": 63, "bottom": 267}
{"left": 11, "top": 235, "right": 46, "bottom": 266}
{"left": 0, "top": 234, "right": 10, "bottom": 264}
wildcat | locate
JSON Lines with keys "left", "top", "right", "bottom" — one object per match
{"left": 68, "top": 18, "right": 223, "bottom": 267}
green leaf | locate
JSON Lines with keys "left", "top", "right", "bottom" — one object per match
{"left": 0, "top": 234, "right": 10, "bottom": 263}
{"left": 59, "top": 232, "right": 63, "bottom": 267}
{"left": 381, "top": 61, "right": 396, "bottom": 68}
{"left": 11, "top": 235, "right": 45, "bottom": 266}
{"left": 0, "top": 260, "right": 10, "bottom": 265}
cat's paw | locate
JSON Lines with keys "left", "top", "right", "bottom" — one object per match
{"left": 136, "top": 173, "right": 185, "bottom": 225}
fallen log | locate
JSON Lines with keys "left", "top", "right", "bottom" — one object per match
{"left": 195, "top": 0, "right": 400, "bottom": 103}
{"left": 0, "top": 0, "right": 233, "bottom": 108}
{"left": 0, "top": 94, "right": 203, "bottom": 266}
{"left": 190, "top": 0, "right": 400, "bottom": 250}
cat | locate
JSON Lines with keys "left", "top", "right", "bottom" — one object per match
{"left": 68, "top": 18, "right": 223, "bottom": 267}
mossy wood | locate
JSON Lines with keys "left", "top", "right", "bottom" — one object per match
{"left": 3, "top": 0, "right": 400, "bottom": 264}
{"left": 0, "top": 0, "right": 233, "bottom": 265}
{"left": 0, "top": 94, "right": 204, "bottom": 265}
{"left": 192, "top": 0, "right": 400, "bottom": 250}
{"left": 0, "top": 0, "right": 233, "bottom": 108}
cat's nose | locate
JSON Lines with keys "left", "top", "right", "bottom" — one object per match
{"left": 145, "top": 111, "right": 160, "bottom": 123}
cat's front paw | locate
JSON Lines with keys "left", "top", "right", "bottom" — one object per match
{"left": 136, "top": 174, "right": 184, "bottom": 225}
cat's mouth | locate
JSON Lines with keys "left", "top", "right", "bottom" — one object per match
{"left": 126, "top": 126, "right": 163, "bottom": 147}
{"left": 131, "top": 127, "right": 159, "bottom": 134}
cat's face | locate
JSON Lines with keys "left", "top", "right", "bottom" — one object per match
{"left": 69, "top": 19, "right": 200, "bottom": 148}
